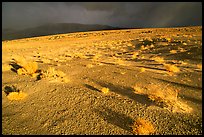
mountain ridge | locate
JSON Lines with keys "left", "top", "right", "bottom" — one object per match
{"left": 2, "top": 23, "right": 128, "bottom": 41}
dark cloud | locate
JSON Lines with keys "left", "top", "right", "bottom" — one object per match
{"left": 80, "top": 2, "right": 119, "bottom": 11}
{"left": 2, "top": 2, "right": 202, "bottom": 30}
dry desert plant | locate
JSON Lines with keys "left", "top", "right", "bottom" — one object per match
{"left": 182, "top": 42, "right": 187, "bottom": 45}
{"left": 150, "top": 44, "right": 155, "bottom": 48}
{"left": 23, "top": 61, "right": 38, "bottom": 74}
{"left": 140, "top": 67, "right": 146, "bottom": 72}
{"left": 7, "top": 91, "right": 28, "bottom": 101}
{"left": 151, "top": 56, "right": 165, "bottom": 63}
{"left": 133, "top": 83, "right": 180, "bottom": 110}
{"left": 12, "top": 56, "right": 27, "bottom": 67}
{"left": 115, "top": 58, "right": 128, "bottom": 66}
{"left": 120, "top": 71, "right": 126, "bottom": 75}
{"left": 4, "top": 85, "right": 27, "bottom": 101}
{"left": 165, "top": 37, "right": 171, "bottom": 42}
{"left": 17, "top": 68, "right": 27, "bottom": 75}
{"left": 132, "top": 52, "right": 139, "bottom": 59}
{"left": 101, "top": 87, "right": 109, "bottom": 94}
{"left": 197, "top": 64, "right": 202, "bottom": 70}
{"left": 133, "top": 85, "right": 144, "bottom": 94}
{"left": 163, "top": 64, "right": 180, "bottom": 73}
{"left": 139, "top": 55, "right": 145, "bottom": 59}
{"left": 178, "top": 47, "right": 186, "bottom": 52}
{"left": 127, "top": 43, "right": 133, "bottom": 47}
{"left": 131, "top": 118, "right": 155, "bottom": 135}
{"left": 133, "top": 82, "right": 192, "bottom": 113}
{"left": 86, "top": 64, "right": 94, "bottom": 68}
{"left": 74, "top": 53, "right": 87, "bottom": 59}
{"left": 12, "top": 57, "right": 39, "bottom": 77}
{"left": 92, "top": 53, "right": 102, "bottom": 60}
{"left": 41, "top": 67, "right": 70, "bottom": 83}
{"left": 147, "top": 84, "right": 179, "bottom": 107}
{"left": 41, "top": 58, "right": 51, "bottom": 64}
{"left": 180, "top": 61, "right": 188, "bottom": 65}
{"left": 140, "top": 45, "right": 147, "bottom": 50}
{"left": 170, "top": 50, "right": 177, "bottom": 54}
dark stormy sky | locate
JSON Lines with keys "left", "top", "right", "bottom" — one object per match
{"left": 2, "top": 2, "right": 202, "bottom": 30}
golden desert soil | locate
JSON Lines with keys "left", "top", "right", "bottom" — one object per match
{"left": 2, "top": 26, "right": 202, "bottom": 135}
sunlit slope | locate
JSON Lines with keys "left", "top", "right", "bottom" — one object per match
{"left": 2, "top": 26, "right": 202, "bottom": 135}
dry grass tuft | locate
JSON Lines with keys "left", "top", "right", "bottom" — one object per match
{"left": 74, "top": 53, "right": 87, "bottom": 59}
{"left": 197, "top": 64, "right": 202, "bottom": 70}
{"left": 133, "top": 85, "right": 144, "bottom": 94}
{"left": 120, "top": 72, "right": 126, "bottom": 75}
{"left": 131, "top": 118, "right": 155, "bottom": 135}
{"left": 23, "top": 62, "right": 38, "bottom": 75}
{"left": 140, "top": 68, "right": 146, "bottom": 72}
{"left": 23, "top": 61, "right": 38, "bottom": 74}
{"left": 133, "top": 83, "right": 192, "bottom": 113}
{"left": 140, "top": 55, "right": 145, "bottom": 59}
{"left": 147, "top": 84, "right": 178, "bottom": 106}
{"left": 151, "top": 56, "right": 165, "bottom": 63}
{"left": 17, "top": 68, "right": 27, "bottom": 75}
{"left": 86, "top": 64, "right": 94, "bottom": 68}
{"left": 41, "top": 58, "right": 51, "bottom": 64}
{"left": 140, "top": 45, "right": 148, "bottom": 50}
{"left": 7, "top": 91, "right": 27, "bottom": 100}
{"left": 150, "top": 44, "right": 154, "bottom": 48}
{"left": 12, "top": 57, "right": 38, "bottom": 76}
{"left": 41, "top": 67, "right": 70, "bottom": 83}
{"left": 101, "top": 87, "right": 109, "bottom": 94}
{"left": 164, "top": 64, "right": 180, "bottom": 73}
{"left": 92, "top": 54, "right": 102, "bottom": 60}
{"left": 132, "top": 52, "right": 139, "bottom": 59}
{"left": 182, "top": 42, "right": 187, "bottom": 45}
{"left": 12, "top": 56, "right": 27, "bottom": 67}
{"left": 180, "top": 61, "right": 188, "bottom": 65}
{"left": 170, "top": 50, "right": 177, "bottom": 54}
{"left": 178, "top": 47, "right": 186, "bottom": 52}
{"left": 165, "top": 38, "right": 171, "bottom": 42}
{"left": 115, "top": 58, "right": 130, "bottom": 66}
{"left": 116, "top": 58, "right": 124, "bottom": 65}
{"left": 171, "top": 100, "right": 193, "bottom": 113}
{"left": 4, "top": 85, "right": 28, "bottom": 100}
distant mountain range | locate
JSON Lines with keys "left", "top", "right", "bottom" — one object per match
{"left": 2, "top": 23, "right": 125, "bottom": 41}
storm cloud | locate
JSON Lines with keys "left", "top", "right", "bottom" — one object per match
{"left": 2, "top": 2, "right": 202, "bottom": 30}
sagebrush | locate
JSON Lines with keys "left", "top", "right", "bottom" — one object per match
{"left": 131, "top": 118, "right": 155, "bottom": 135}
{"left": 12, "top": 57, "right": 38, "bottom": 77}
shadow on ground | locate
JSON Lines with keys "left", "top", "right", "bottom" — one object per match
{"left": 90, "top": 79, "right": 156, "bottom": 107}
{"left": 93, "top": 106, "right": 133, "bottom": 133}
{"left": 4, "top": 85, "right": 20, "bottom": 96}
{"left": 153, "top": 77, "right": 202, "bottom": 90}
{"left": 84, "top": 84, "right": 101, "bottom": 92}
{"left": 180, "top": 94, "right": 202, "bottom": 105}
{"left": 9, "top": 61, "right": 22, "bottom": 73}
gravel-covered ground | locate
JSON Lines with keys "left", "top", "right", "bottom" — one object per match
{"left": 2, "top": 26, "right": 202, "bottom": 135}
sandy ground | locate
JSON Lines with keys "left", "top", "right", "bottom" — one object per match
{"left": 2, "top": 26, "right": 202, "bottom": 135}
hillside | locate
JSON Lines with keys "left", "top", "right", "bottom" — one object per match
{"left": 2, "top": 23, "right": 122, "bottom": 41}
{"left": 2, "top": 26, "right": 202, "bottom": 135}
